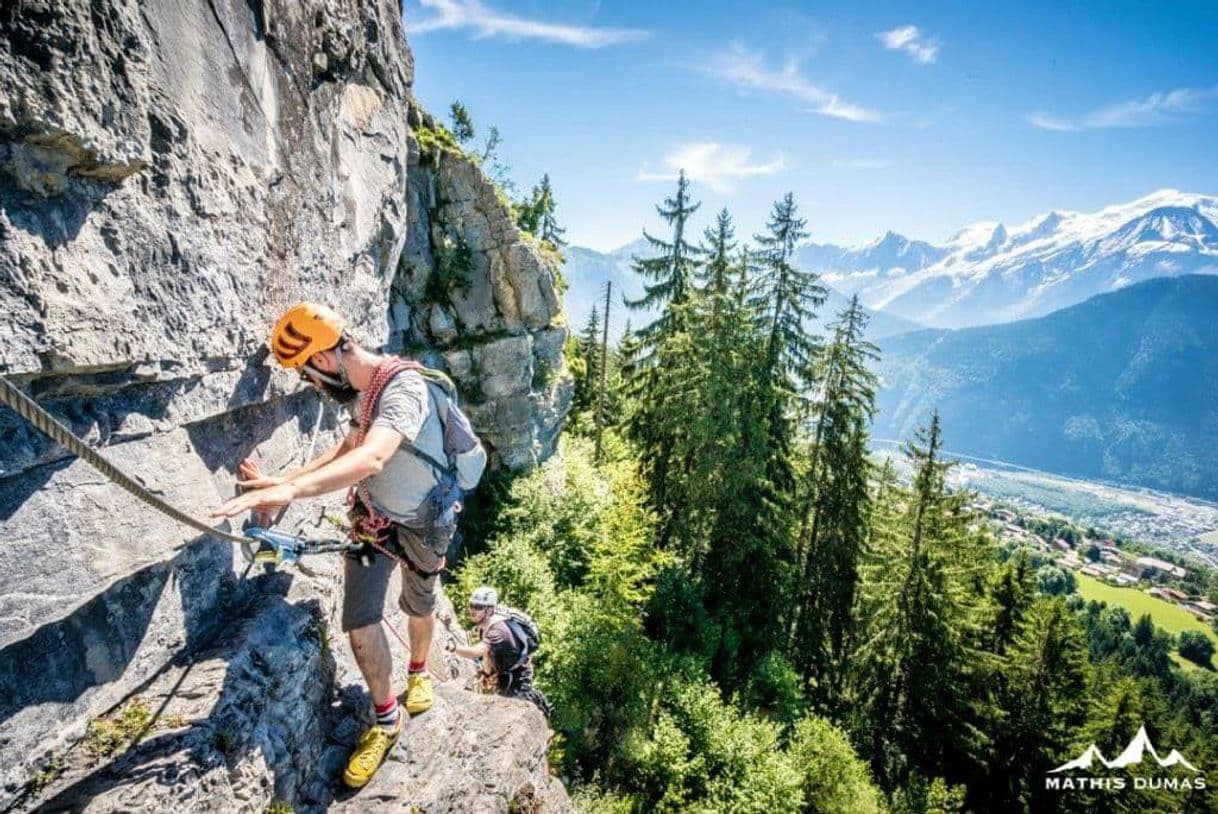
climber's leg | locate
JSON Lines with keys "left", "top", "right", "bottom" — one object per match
{"left": 397, "top": 525, "right": 441, "bottom": 714}
{"left": 407, "top": 612, "right": 435, "bottom": 666}
{"left": 349, "top": 623, "right": 394, "bottom": 706}
{"left": 342, "top": 549, "right": 397, "bottom": 705}
{"left": 341, "top": 556, "right": 402, "bottom": 789}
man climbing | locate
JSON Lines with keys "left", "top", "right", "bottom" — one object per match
{"left": 211, "top": 302, "right": 485, "bottom": 788}
{"left": 449, "top": 586, "right": 552, "bottom": 718}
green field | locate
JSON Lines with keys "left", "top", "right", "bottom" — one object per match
{"left": 1075, "top": 573, "right": 1217, "bottom": 669}
{"left": 1200, "top": 529, "right": 1218, "bottom": 545}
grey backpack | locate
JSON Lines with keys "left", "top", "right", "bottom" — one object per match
{"left": 402, "top": 369, "right": 487, "bottom": 552}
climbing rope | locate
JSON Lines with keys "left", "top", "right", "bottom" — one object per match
{"left": 0, "top": 374, "right": 251, "bottom": 546}
{"left": 0, "top": 375, "right": 365, "bottom": 565}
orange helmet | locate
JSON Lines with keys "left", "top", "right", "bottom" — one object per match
{"left": 269, "top": 302, "right": 346, "bottom": 368}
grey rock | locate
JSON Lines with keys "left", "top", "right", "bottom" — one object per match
{"left": 0, "top": 0, "right": 569, "bottom": 810}
{"left": 429, "top": 304, "right": 460, "bottom": 345}
{"left": 474, "top": 335, "right": 533, "bottom": 400}
{"left": 0, "top": 0, "right": 412, "bottom": 375}
{"left": 388, "top": 109, "right": 572, "bottom": 468}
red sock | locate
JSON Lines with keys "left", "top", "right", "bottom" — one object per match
{"left": 374, "top": 696, "right": 399, "bottom": 728}
{"left": 409, "top": 659, "right": 426, "bottom": 674}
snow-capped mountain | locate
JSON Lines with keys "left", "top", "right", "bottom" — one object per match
{"left": 562, "top": 239, "right": 923, "bottom": 341}
{"left": 796, "top": 190, "right": 1218, "bottom": 329}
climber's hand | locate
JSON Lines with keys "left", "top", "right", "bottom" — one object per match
{"left": 237, "top": 457, "right": 286, "bottom": 489}
{"left": 211, "top": 483, "right": 297, "bottom": 518}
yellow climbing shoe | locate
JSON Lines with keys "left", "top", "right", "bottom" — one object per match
{"left": 342, "top": 717, "right": 402, "bottom": 789}
{"left": 405, "top": 673, "right": 434, "bottom": 715}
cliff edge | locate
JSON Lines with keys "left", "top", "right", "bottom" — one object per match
{"left": 0, "top": 0, "right": 570, "bottom": 809}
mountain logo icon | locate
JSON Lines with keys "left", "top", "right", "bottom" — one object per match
{"left": 1049, "top": 726, "right": 1198, "bottom": 773}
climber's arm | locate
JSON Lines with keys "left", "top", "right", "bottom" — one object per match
{"left": 453, "top": 641, "right": 490, "bottom": 661}
{"left": 211, "top": 426, "right": 400, "bottom": 517}
{"left": 283, "top": 425, "right": 399, "bottom": 499}
{"left": 236, "top": 432, "right": 357, "bottom": 488}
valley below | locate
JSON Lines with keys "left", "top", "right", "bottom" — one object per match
{"left": 876, "top": 441, "right": 1218, "bottom": 566}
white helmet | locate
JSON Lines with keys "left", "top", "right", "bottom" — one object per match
{"left": 470, "top": 586, "right": 498, "bottom": 608}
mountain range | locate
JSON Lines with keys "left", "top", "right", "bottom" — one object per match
{"left": 797, "top": 189, "right": 1218, "bottom": 329}
{"left": 562, "top": 190, "right": 1218, "bottom": 338}
{"left": 561, "top": 239, "right": 923, "bottom": 341}
{"left": 874, "top": 275, "right": 1218, "bottom": 501}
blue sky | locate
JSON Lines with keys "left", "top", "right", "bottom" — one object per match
{"left": 403, "top": 0, "right": 1218, "bottom": 252}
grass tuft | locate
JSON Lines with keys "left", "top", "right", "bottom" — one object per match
{"left": 85, "top": 698, "right": 153, "bottom": 758}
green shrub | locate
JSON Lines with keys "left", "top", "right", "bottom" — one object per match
{"left": 28, "top": 757, "right": 64, "bottom": 793}
{"left": 426, "top": 231, "right": 473, "bottom": 309}
{"left": 742, "top": 652, "right": 806, "bottom": 726}
{"left": 786, "top": 715, "right": 884, "bottom": 814}
{"left": 624, "top": 678, "right": 803, "bottom": 813}
{"left": 1178, "top": 630, "right": 1214, "bottom": 667}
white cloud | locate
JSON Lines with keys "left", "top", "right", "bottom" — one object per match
{"left": 1028, "top": 84, "right": 1218, "bottom": 131}
{"left": 636, "top": 142, "right": 785, "bottom": 194}
{"left": 877, "top": 25, "right": 940, "bottom": 65}
{"left": 1024, "top": 112, "right": 1080, "bottom": 132}
{"left": 409, "top": 0, "right": 649, "bottom": 48}
{"left": 832, "top": 158, "right": 891, "bottom": 169}
{"left": 701, "top": 45, "right": 883, "bottom": 123}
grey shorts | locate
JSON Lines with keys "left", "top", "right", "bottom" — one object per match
{"left": 341, "top": 524, "right": 443, "bottom": 631}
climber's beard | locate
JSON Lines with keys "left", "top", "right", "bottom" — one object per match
{"left": 300, "top": 364, "right": 359, "bottom": 405}
{"left": 318, "top": 381, "right": 359, "bottom": 405}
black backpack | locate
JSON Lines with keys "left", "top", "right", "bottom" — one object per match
{"left": 500, "top": 606, "right": 541, "bottom": 669}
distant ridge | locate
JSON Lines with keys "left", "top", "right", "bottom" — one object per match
{"left": 875, "top": 275, "right": 1218, "bottom": 501}
{"left": 561, "top": 241, "right": 923, "bottom": 340}
{"left": 796, "top": 189, "right": 1218, "bottom": 329}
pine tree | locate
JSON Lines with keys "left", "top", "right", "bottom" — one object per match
{"left": 698, "top": 209, "right": 736, "bottom": 311}
{"left": 991, "top": 598, "right": 1090, "bottom": 812}
{"left": 851, "top": 413, "right": 988, "bottom": 792}
{"left": 789, "top": 295, "right": 879, "bottom": 702}
{"left": 622, "top": 173, "right": 705, "bottom": 539}
{"left": 980, "top": 553, "right": 1037, "bottom": 657}
{"left": 684, "top": 211, "right": 801, "bottom": 685}
{"left": 449, "top": 101, "right": 475, "bottom": 145}
{"left": 516, "top": 182, "right": 542, "bottom": 235}
{"left": 751, "top": 193, "right": 825, "bottom": 391}
{"left": 625, "top": 171, "right": 704, "bottom": 342}
{"left": 749, "top": 193, "right": 827, "bottom": 501}
{"left": 682, "top": 209, "right": 742, "bottom": 540}
{"left": 573, "top": 306, "right": 601, "bottom": 410}
{"left": 537, "top": 174, "right": 567, "bottom": 247}
{"left": 595, "top": 282, "right": 612, "bottom": 462}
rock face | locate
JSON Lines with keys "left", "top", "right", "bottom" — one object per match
{"left": 16, "top": 557, "right": 568, "bottom": 813}
{"left": 0, "top": 0, "right": 569, "bottom": 809}
{"left": 389, "top": 108, "right": 572, "bottom": 470}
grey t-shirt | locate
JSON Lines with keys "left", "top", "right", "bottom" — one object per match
{"left": 353, "top": 370, "right": 447, "bottom": 523}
